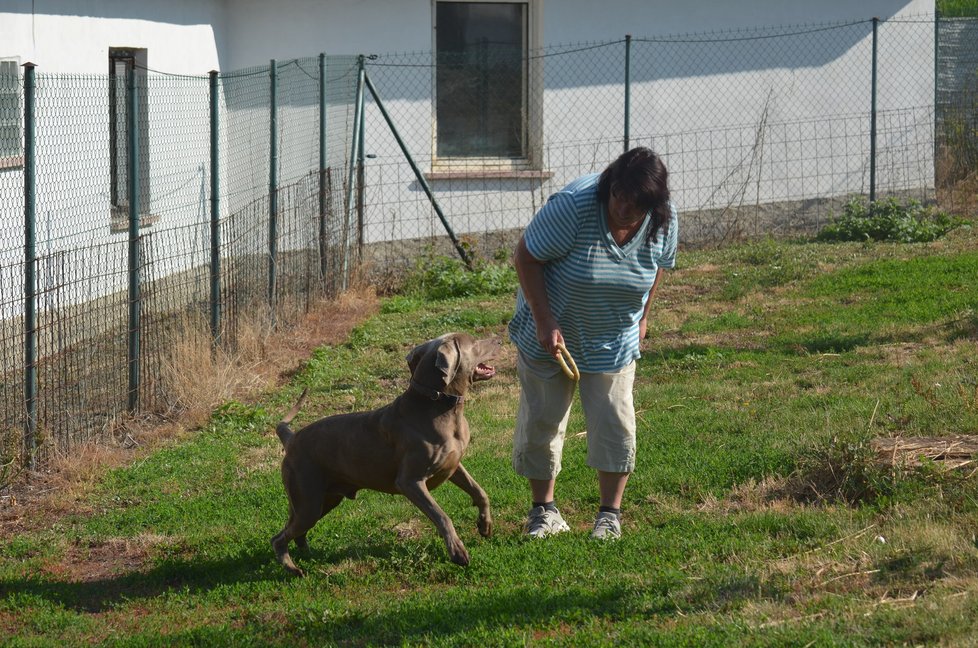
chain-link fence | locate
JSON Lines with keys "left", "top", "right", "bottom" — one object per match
{"left": 937, "top": 16, "right": 978, "bottom": 193}
{"left": 359, "top": 16, "right": 977, "bottom": 277}
{"left": 1, "top": 56, "right": 360, "bottom": 469}
{"left": 1, "top": 15, "right": 977, "bottom": 470}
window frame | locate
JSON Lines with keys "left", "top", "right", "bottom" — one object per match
{"left": 108, "top": 47, "right": 156, "bottom": 231}
{"left": 430, "top": 0, "right": 543, "bottom": 175}
{"left": 0, "top": 57, "right": 23, "bottom": 170}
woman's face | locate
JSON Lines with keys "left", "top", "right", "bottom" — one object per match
{"left": 607, "top": 190, "right": 648, "bottom": 229}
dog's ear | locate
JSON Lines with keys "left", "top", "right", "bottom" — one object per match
{"left": 406, "top": 334, "right": 453, "bottom": 378}
{"left": 433, "top": 337, "right": 461, "bottom": 387}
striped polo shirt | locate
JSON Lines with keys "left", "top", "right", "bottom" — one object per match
{"left": 508, "top": 173, "right": 678, "bottom": 373}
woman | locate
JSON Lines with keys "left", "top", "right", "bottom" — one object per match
{"left": 508, "top": 147, "right": 678, "bottom": 540}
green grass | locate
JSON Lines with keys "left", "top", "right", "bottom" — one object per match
{"left": 3, "top": 231, "right": 978, "bottom": 645}
{"left": 938, "top": 0, "right": 978, "bottom": 17}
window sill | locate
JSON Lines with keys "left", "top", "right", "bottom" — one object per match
{"left": 0, "top": 155, "right": 24, "bottom": 170}
{"left": 426, "top": 169, "right": 553, "bottom": 181}
{"left": 110, "top": 209, "right": 161, "bottom": 233}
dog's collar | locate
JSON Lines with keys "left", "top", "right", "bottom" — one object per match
{"left": 409, "top": 380, "right": 464, "bottom": 406}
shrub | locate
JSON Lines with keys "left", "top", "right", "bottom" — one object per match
{"left": 401, "top": 251, "right": 518, "bottom": 300}
{"left": 817, "top": 197, "right": 963, "bottom": 243}
{"left": 787, "top": 430, "right": 896, "bottom": 506}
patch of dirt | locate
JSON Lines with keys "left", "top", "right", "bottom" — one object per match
{"left": 42, "top": 535, "right": 172, "bottom": 583}
{"left": 393, "top": 519, "right": 424, "bottom": 541}
{"left": 698, "top": 476, "right": 806, "bottom": 514}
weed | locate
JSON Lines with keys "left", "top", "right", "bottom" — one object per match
{"left": 938, "top": 0, "right": 978, "bottom": 17}
{"left": 0, "top": 451, "right": 16, "bottom": 494}
{"left": 817, "top": 197, "right": 964, "bottom": 243}
{"left": 788, "top": 429, "right": 896, "bottom": 506}
{"left": 400, "top": 242, "right": 517, "bottom": 300}
{"left": 0, "top": 434, "right": 35, "bottom": 494}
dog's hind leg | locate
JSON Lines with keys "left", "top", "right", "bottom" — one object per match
{"left": 271, "top": 520, "right": 304, "bottom": 577}
{"left": 294, "top": 492, "right": 344, "bottom": 552}
{"left": 449, "top": 464, "right": 493, "bottom": 538}
{"left": 272, "top": 487, "right": 340, "bottom": 576}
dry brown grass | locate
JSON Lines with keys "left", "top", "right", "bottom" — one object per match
{"left": 154, "top": 288, "right": 378, "bottom": 429}
{"left": 936, "top": 149, "right": 978, "bottom": 218}
{"left": 697, "top": 475, "right": 804, "bottom": 514}
{"left": 873, "top": 435, "right": 978, "bottom": 471}
{"left": 0, "top": 287, "right": 380, "bottom": 536}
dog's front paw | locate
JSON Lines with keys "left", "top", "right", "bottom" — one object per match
{"left": 447, "top": 538, "right": 470, "bottom": 566}
{"left": 477, "top": 515, "right": 492, "bottom": 538}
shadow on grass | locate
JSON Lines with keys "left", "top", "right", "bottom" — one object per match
{"left": 293, "top": 568, "right": 773, "bottom": 645}
{"left": 307, "top": 584, "right": 636, "bottom": 644}
{"left": 2, "top": 550, "right": 263, "bottom": 613}
{"left": 81, "top": 582, "right": 648, "bottom": 646}
{"left": 2, "top": 531, "right": 796, "bottom": 643}
{"left": 791, "top": 333, "right": 871, "bottom": 354}
{"left": 642, "top": 330, "right": 900, "bottom": 365}
{"left": 0, "top": 537, "right": 411, "bottom": 613}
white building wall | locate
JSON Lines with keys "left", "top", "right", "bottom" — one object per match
{"left": 223, "top": 0, "right": 935, "bottom": 248}
{"left": 0, "top": 0, "right": 223, "bottom": 73}
{"left": 0, "top": 1, "right": 225, "bottom": 320}
{"left": 222, "top": 0, "right": 929, "bottom": 69}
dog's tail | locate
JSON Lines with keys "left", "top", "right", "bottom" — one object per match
{"left": 276, "top": 388, "right": 309, "bottom": 447}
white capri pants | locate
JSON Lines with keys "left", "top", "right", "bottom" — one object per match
{"left": 512, "top": 350, "right": 637, "bottom": 480}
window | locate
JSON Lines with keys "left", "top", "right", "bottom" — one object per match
{"left": 0, "top": 58, "right": 22, "bottom": 168}
{"left": 433, "top": 0, "right": 542, "bottom": 171}
{"left": 109, "top": 48, "right": 154, "bottom": 231}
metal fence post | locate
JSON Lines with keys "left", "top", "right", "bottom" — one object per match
{"left": 624, "top": 34, "right": 632, "bottom": 153}
{"left": 933, "top": 10, "right": 940, "bottom": 186}
{"left": 209, "top": 70, "right": 221, "bottom": 343}
{"left": 342, "top": 56, "right": 365, "bottom": 290}
{"left": 357, "top": 75, "right": 366, "bottom": 261}
{"left": 268, "top": 59, "right": 278, "bottom": 320}
{"left": 127, "top": 62, "right": 142, "bottom": 413}
{"left": 22, "top": 62, "right": 37, "bottom": 469}
{"left": 870, "top": 17, "right": 879, "bottom": 203}
{"left": 319, "top": 52, "right": 328, "bottom": 284}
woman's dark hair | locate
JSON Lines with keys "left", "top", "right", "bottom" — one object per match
{"left": 596, "top": 147, "right": 671, "bottom": 243}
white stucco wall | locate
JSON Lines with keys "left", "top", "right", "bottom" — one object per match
{"left": 219, "top": 0, "right": 936, "bottom": 246}
{"left": 221, "top": 0, "right": 930, "bottom": 70}
{"left": 0, "top": 0, "right": 223, "bottom": 73}
{"left": 0, "top": 1, "right": 228, "bottom": 320}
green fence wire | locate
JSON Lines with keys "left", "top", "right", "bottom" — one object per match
{"left": 1, "top": 56, "right": 360, "bottom": 469}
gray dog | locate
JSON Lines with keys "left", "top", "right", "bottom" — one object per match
{"left": 272, "top": 332, "right": 501, "bottom": 576}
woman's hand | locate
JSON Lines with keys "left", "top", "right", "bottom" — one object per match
{"left": 535, "top": 317, "right": 564, "bottom": 359}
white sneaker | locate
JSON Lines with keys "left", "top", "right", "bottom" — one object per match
{"left": 590, "top": 511, "right": 621, "bottom": 540}
{"left": 525, "top": 505, "right": 571, "bottom": 538}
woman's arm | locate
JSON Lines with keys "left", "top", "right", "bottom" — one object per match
{"left": 514, "top": 235, "right": 562, "bottom": 357}
{"left": 639, "top": 267, "right": 664, "bottom": 339}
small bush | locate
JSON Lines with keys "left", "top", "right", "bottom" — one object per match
{"left": 788, "top": 430, "right": 895, "bottom": 505}
{"left": 401, "top": 252, "right": 518, "bottom": 300}
{"left": 817, "top": 197, "right": 963, "bottom": 243}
